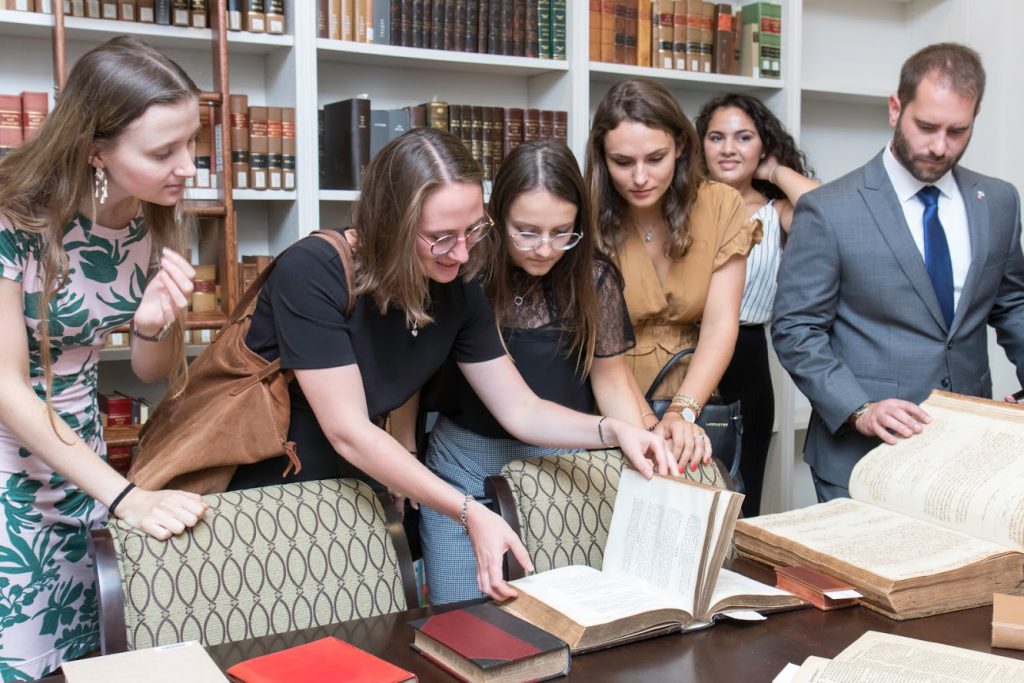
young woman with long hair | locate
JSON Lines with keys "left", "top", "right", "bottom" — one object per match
{"left": 229, "top": 128, "right": 677, "bottom": 604}
{"left": 695, "top": 93, "right": 819, "bottom": 516}
{"left": 0, "top": 37, "right": 208, "bottom": 678}
{"left": 585, "top": 79, "right": 760, "bottom": 465}
{"left": 400, "top": 139, "right": 650, "bottom": 604}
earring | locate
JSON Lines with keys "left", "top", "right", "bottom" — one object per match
{"left": 93, "top": 167, "right": 108, "bottom": 205}
{"left": 760, "top": 153, "right": 766, "bottom": 160}
{"left": 174, "top": 200, "right": 183, "bottom": 224}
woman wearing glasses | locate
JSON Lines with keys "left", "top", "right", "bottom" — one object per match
{"left": 229, "top": 129, "right": 674, "bottom": 602}
{"left": 404, "top": 139, "right": 644, "bottom": 604}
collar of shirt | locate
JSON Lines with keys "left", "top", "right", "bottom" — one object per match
{"left": 882, "top": 142, "right": 960, "bottom": 203}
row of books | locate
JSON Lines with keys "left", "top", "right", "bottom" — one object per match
{"left": 99, "top": 392, "right": 151, "bottom": 474}
{"left": 591, "top": 0, "right": 781, "bottom": 79}
{"left": 317, "top": 0, "right": 567, "bottom": 60}
{"left": 0, "top": 92, "right": 48, "bottom": 157}
{"left": 5, "top": 0, "right": 286, "bottom": 34}
{"left": 227, "top": 96, "right": 297, "bottom": 191}
{"left": 320, "top": 97, "right": 568, "bottom": 190}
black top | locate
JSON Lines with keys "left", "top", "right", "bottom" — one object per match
{"left": 229, "top": 232, "right": 505, "bottom": 489}
{"left": 426, "top": 259, "right": 635, "bottom": 440}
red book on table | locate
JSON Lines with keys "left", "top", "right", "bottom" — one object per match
{"left": 225, "top": 636, "right": 417, "bottom": 683}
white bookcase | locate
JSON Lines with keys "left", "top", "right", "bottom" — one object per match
{"left": 6, "top": 0, "right": 1018, "bottom": 513}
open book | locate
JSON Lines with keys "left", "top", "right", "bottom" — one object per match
{"left": 781, "top": 631, "right": 1024, "bottom": 682}
{"left": 500, "top": 468, "right": 805, "bottom": 653}
{"left": 736, "top": 391, "right": 1024, "bottom": 620}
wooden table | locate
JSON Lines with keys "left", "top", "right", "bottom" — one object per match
{"left": 41, "top": 560, "right": 1024, "bottom": 682}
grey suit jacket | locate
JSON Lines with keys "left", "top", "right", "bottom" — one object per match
{"left": 771, "top": 151, "right": 1024, "bottom": 487}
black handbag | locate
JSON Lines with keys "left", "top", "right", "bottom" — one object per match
{"left": 644, "top": 347, "right": 745, "bottom": 493}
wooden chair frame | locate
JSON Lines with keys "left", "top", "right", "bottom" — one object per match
{"left": 89, "top": 491, "right": 419, "bottom": 654}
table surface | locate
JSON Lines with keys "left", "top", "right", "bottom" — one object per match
{"left": 41, "top": 560, "right": 1024, "bottom": 682}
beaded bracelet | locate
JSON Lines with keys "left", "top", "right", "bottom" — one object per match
{"left": 107, "top": 482, "right": 136, "bottom": 517}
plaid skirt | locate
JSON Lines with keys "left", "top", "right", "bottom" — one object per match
{"left": 420, "top": 416, "right": 575, "bottom": 605}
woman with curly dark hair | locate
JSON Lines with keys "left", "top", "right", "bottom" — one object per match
{"left": 695, "top": 93, "right": 819, "bottom": 516}
{"left": 585, "top": 79, "right": 760, "bottom": 466}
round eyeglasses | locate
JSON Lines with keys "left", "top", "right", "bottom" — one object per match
{"left": 418, "top": 215, "right": 493, "bottom": 255}
{"left": 509, "top": 230, "right": 583, "bottom": 252}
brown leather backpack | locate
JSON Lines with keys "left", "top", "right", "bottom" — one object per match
{"left": 128, "top": 230, "right": 355, "bottom": 494}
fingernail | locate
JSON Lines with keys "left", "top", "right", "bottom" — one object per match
{"left": 690, "top": 463, "right": 697, "bottom": 471}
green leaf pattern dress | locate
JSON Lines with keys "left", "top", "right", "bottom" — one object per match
{"left": 0, "top": 213, "right": 151, "bottom": 680}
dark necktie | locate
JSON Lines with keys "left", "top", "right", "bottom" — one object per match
{"left": 916, "top": 185, "right": 954, "bottom": 328}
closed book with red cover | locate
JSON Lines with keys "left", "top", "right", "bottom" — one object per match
{"left": 409, "top": 603, "right": 570, "bottom": 683}
{"left": 226, "top": 636, "right": 416, "bottom": 683}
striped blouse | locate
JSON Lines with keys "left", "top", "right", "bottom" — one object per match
{"left": 739, "top": 200, "right": 782, "bottom": 325}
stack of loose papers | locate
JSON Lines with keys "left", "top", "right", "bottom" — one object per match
{"left": 774, "top": 631, "right": 1024, "bottom": 682}
{"left": 61, "top": 641, "right": 227, "bottom": 683}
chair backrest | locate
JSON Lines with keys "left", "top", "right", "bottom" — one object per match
{"left": 91, "top": 478, "right": 417, "bottom": 654}
{"left": 485, "top": 449, "right": 731, "bottom": 579}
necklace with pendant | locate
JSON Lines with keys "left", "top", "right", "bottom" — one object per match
{"left": 410, "top": 320, "right": 418, "bottom": 337}
{"left": 635, "top": 217, "right": 656, "bottom": 243}
{"left": 513, "top": 277, "right": 540, "bottom": 307}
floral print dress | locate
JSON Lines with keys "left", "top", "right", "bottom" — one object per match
{"left": 0, "top": 213, "right": 151, "bottom": 680}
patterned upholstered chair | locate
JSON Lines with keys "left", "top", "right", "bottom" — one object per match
{"left": 89, "top": 478, "right": 417, "bottom": 654}
{"left": 484, "top": 449, "right": 733, "bottom": 580}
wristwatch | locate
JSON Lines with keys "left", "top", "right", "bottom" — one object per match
{"left": 848, "top": 401, "right": 872, "bottom": 428}
{"left": 665, "top": 395, "right": 702, "bottom": 424}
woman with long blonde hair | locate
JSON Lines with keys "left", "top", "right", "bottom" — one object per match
{"left": 0, "top": 36, "right": 208, "bottom": 678}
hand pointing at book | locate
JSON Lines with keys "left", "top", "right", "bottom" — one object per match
{"left": 465, "top": 500, "right": 534, "bottom": 601}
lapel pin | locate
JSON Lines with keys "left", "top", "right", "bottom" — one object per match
{"left": 977, "top": 190, "right": 985, "bottom": 200}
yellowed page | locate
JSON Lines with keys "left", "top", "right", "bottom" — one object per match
{"left": 709, "top": 567, "right": 796, "bottom": 609}
{"left": 601, "top": 468, "right": 720, "bottom": 614}
{"left": 849, "top": 392, "right": 1024, "bottom": 551}
{"left": 797, "top": 630, "right": 1024, "bottom": 681}
{"left": 740, "top": 498, "right": 1009, "bottom": 581}
{"left": 509, "top": 565, "right": 686, "bottom": 627}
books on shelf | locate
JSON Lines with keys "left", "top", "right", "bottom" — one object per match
{"left": 735, "top": 391, "right": 1024, "bottom": 620}
{"left": 13, "top": 0, "right": 286, "bottom": 33}
{"left": 318, "top": 0, "right": 566, "bottom": 60}
{"left": 219, "top": 94, "right": 296, "bottom": 192}
{"left": 409, "top": 602, "right": 570, "bottom": 683}
{"left": 782, "top": 631, "right": 1024, "bottom": 682}
{"left": 0, "top": 92, "right": 48, "bottom": 158}
{"left": 321, "top": 95, "right": 567, "bottom": 190}
{"left": 499, "top": 468, "right": 805, "bottom": 653}
{"left": 590, "top": 0, "right": 774, "bottom": 77}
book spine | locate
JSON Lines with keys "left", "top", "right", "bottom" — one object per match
{"left": 318, "top": 108, "right": 326, "bottom": 187}
{"left": 424, "top": 100, "right": 448, "bottom": 130}
{"left": 637, "top": 0, "right": 651, "bottom": 66}
{"left": 451, "top": 0, "right": 465, "bottom": 51}
{"left": 685, "top": 0, "right": 701, "bottom": 72}
{"left": 154, "top": 0, "right": 171, "bottom": 24}
{"left": 244, "top": 0, "right": 265, "bottom": 31}
{"left": 324, "top": 98, "right": 370, "bottom": 190}
{"left": 525, "top": 0, "right": 537, "bottom": 58}
{"left": 35, "top": 0, "right": 54, "bottom": 12}
{"left": 281, "top": 107, "right": 296, "bottom": 190}
{"left": 447, "top": 103, "right": 462, "bottom": 140}
{"left": 390, "top": 0, "right": 402, "bottom": 44}
{"left": 480, "top": 105, "right": 493, "bottom": 181}
{"left": 600, "top": 0, "right": 615, "bottom": 63}
{"left": 265, "top": 0, "right": 284, "bottom": 33}
{"left": 248, "top": 106, "right": 269, "bottom": 190}
{"left": 224, "top": 0, "right": 241, "bottom": 28}
{"left": 672, "top": 0, "right": 685, "bottom": 69}
{"left": 191, "top": 0, "right": 207, "bottom": 27}
{"left": 85, "top": 0, "right": 101, "bottom": 18}
{"left": 118, "top": 0, "right": 135, "bottom": 20}
{"left": 229, "top": 94, "right": 250, "bottom": 189}
{"left": 430, "top": 0, "right": 443, "bottom": 48}
{"left": 523, "top": 107, "right": 539, "bottom": 141}
{"left": 624, "top": 0, "right": 638, "bottom": 65}
{"left": 537, "top": 0, "right": 551, "bottom": 59}
{"left": 712, "top": 3, "right": 732, "bottom": 74}
{"left": 341, "top": 0, "right": 354, "bottom": 40}
{"left": 374, "top": 0, "right": 390, "bottom": 43}
{"left": 503, "top": 107, "right": 523, "bottom": 157}
{"left": 19, "top": 92, "right": 47, "bottom": 141}
{"left": 487, "top": 0, "right": 500, "bottom": 54}
{"left": 490, "top": 105, "right": 503, "bottom": 179}
{"left": 469, "top": 105, "right": 483, "bottom": 168}
{"left": 538, "top": 109, "right": 553, "bottom": 139}
{"left": 0, "top": 95, "right": 22, "bottom": 159}
{"left": 477, "top": 0, "right": 489, "bottom": 53}
{"left": 411, "top": 0, "right": 423, "bottom": 47}
{"left": 266, "top": 106, "right": 282, "bottom": 190}
{"left": 400, "top": 0, "right": 412, "bottom": 46}
{"left": 512, "top": 0, "right": 525, "bottom": 56}
{"left": 190, "top": 264, "right": 218, "bottom": 312}
{"left": 699, "top": 0, "right": 714, "bottom": 73}
{"left": 194, "top": 105, "right": 212, "bottom": 188}
{"left": 317, "top": 0, "right": 329, "bottom": 37}
{"left": 552, "top": 110, "right": 567, "bottom": 145}
{"left": 589, "top": 0, "right": 600, "bottom": 61}
{"left": 355, "top": 0, "right": 368, "bottom": 42}
{"left": 172, "top": 0, "right": 189, "bottom": 25}
{"left": 443, "top": 0, "right": 457, "bottom": 50}
{"left": 613, "top": 0, "right": 625, "bottom": 64}
{"left": 101, "top": 0, "right": 118, "bottom": 18}
{"left": 464, "top": 0, "right": 477, "bottom": 52}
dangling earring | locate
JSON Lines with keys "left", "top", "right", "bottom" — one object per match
{"left": 174, "top": 200, "right": 183, "bottom": 224}
{"left": 93, "top": 167, "right": 108, "bottom": 205}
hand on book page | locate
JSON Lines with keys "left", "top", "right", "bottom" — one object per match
{"left": 605, "top": 416, "right": 681, "bottom": 478}
{"left": 467, "top": 500, "right": 534, "bottom": 600}
{"left": 850, "top": 398, "right": 930, "bottom": 445}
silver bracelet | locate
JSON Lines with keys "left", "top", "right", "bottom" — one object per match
{"left": 597, "top": 416, "right": 611, "bottom": 448}
{"left": 768, "top": 165, "right": 781, "bottom": 185}
{"left": 459, "top": 493, "right": 473, "bottom": 535}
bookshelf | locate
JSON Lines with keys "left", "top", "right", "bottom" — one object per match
{"left": 6, "top": 0, "right": 1008, "bottom": 513}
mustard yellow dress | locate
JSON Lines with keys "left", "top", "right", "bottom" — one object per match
{"left": 613, "top": 182, "right": 760, "bottom": 399}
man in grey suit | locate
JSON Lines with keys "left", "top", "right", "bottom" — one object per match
{"left": 772, "top": 43, "right": 1024, "bottom": 502}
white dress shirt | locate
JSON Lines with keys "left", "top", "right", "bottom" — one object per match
{"left": 882, "top": 143, "right": 972, "bottom": 311}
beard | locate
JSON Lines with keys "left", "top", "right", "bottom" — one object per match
{"left": 891, "top": 118, "right": 967, "bottom": 183}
